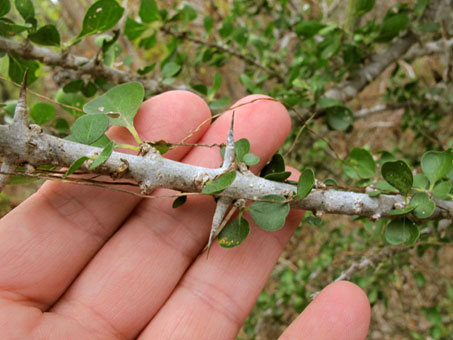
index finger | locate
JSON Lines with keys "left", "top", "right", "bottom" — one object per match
{"left": 0, "top": 91, "right": 211, "bottom": 310}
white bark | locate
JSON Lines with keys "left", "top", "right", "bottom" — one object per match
{"left": 1, "top": 123, "right": 452, "bottom": 221}
{"left": 0, "top": 37, "right": 167, "bottom": 93}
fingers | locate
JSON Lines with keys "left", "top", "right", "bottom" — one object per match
{"left": 0, "top": 91, "right": 211, "bottom": 310}
{"left": 50, "top": 95, "right": 293, "bottom": 339}
{"left": 279, "top": 281, "right": 370, "bottom": 340}
{"left": 139, "top": 167, "right": 304, "bottom": 339}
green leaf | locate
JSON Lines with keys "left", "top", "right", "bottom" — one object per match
{"left": 28, "top": 24, "right": 60, "bottom": 46}
{"left": 367, "top": 190, "right": 381, "bottom": 197}
{"left": 374, "top": 180, "right": 398, "bottom": 192}
{"left": 124, "top": 17, "right": 146, "bottom": 40}
{"left": 190, "top": 83, "right": 208, "bottom": 96}
{"left": 376, "top": 13, "right": 410, "bottom": 42}
{"left": 82, "top": 82, "right": 97, "bottom": 98}
{"left": 413, "top": 173, "right": 429, "bottom": 190}
{"left": 421, "top": 150, "right": 452, "bottom": 186}
{"left": 317, "top": 97, "right": 343, "bottom": 109}
{"left": 264, "top": 171, "right": 291, "bottom": 182}
{"left": 0, "top": 18, "right": 27, "bottom": 36}
{"left": 207, "top": 72, "right": 222, "bottom": 100}
{"left": 83, "top": 82, "right": 144, "bottom": 128}
{"left": 347, "top": 148, "right": 376, "bottom": 178}
{"left": 204, "top": 15, "right": 213, "bottom": 33}
{"left": 202, "top": 171, "right": 237, "bottom": 195}
{"left": 139, "top": 33, "right": 157, "bottom": 49}
{"left": 414, "top": 0, "right": 429, "bottom": 18}
{"left": 7, "top": 174, "right": 38, "bottom": 185}
{"left": 377, "top": 151, "right": 396, "bottom": 166}
{"left": 417, "top": 21, "right": 440, "bottom": 33}
{"left": 209, "top": 97, "right": 230, "bottom": 111}
{"left": 56, "top": 89, "right": 84, "bottom": 116}
{"left": 297, "top": 168, "right": 315, "bottom": 200}
{"left": 77, "top": 0, "right": 124, "bottom": 40}
{"left": 261, "top": 154, "right": 285, "bottom": 177}
{"left": 89, "top": 140, "right": 114, "bottom": 170}
{"left": 172, "top": 195, "right": 187, "bottom": 208}
{"left": 295, "top": 20, "right": 324, "bottom": 38}
{"left": 219, "top": 19, "right": 233, "bottom": 38}
{"left": 324, "top": 178, "right": 337, "bottom": 186}
{"left": 409, "top": 192, "right": 435, "bottom": 219}
{"left": 63, "top": 80, "right": 84, "bottom": 93}
{"left": 388, "top": 205, "right": 416, "bottom": 216}
{"left": 148, "top": 140, "right": 171, "bottom": 154}
{"left": 0, "top": 0, "right": 10, "bottom": 17}
{"left": 63, "top": 156, "right": 90, "bottom": 179}
{"left": 326, "top": 106, "right": 354, "bottom": 131}
{"left": 381, "top": 160, "right": 413, "bottom": 196}
{"left": 433, "top": 180, "right": 451, "bottom": 200}
{"left": 384, "top": 218, "right": 419, "bottom": 245}
{"left": 354, "top": 0, "right": 375, "bottom": 16}
{"left": 235, "top": 138, "right": 250, "bottom": 163}
{"left": 180, "top": 4, "right": 197, "bottom": 24}
{"left": 30, "top": 102, "right": 55, "bottom": 125}
{"left": 72, "top": 114, "right": 109, "bottom": 145}
{"left": 250, "top": 195, "right": 290, "bottom": 231}
{"left": 99, "top": 30, "right": 120, "bottom": 56}
{"left": 218, "top": 216, "right": 250, "bottom": 248}
{"left": 161, "top": 62, "right": 181, "bottom": 78}
{"left": 239, "top": 74, "right": 258, "bottom": 93}
{"left": 8, "top": 54, "right": 38, "bottom": 85}
{"left": 243, "top": 153, "right": 259, "bottom": 166}
{"left": 89, "top": 134, "right": 111, "bottom": 148}
{"left": 54, "top": 118, "right": 69, "bottom": 131}
{"left": 15, "top": 0, "right": 34, "bottom": 20}
{"left": 139, "top": 0, "right": 160, "bottom": 23}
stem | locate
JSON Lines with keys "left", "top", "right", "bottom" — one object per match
{"left": 115, "top": 144, "right": 141, "bottom": 152}
{"left": 127, "top": 125, "right": 143, "bottom": 145}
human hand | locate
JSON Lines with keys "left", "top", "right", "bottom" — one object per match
{"left": 0, "top": 91, "right": 370, "bottom": 339}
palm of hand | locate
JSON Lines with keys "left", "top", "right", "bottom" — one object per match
{"left": 0, "top": 91, "right": 369, "bottom": 339}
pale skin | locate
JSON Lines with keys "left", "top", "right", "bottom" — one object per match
{"left": 0, "top": 91, "right": 370, "bottom": 339}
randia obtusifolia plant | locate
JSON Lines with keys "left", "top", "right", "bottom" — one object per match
{"left": 0, "top": 1, "right": 452, "bottom": 261}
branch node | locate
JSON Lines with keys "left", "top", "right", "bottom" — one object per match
{"left": 139, "top": 179, "right": 157, "bottom": 195}
{"left": 111, "top": 158, "right": 129, "bottom": 180}
{"left": 29, "top": 124, "right": 43, "bottom": 136}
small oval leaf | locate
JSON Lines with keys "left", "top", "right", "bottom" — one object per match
{"left": 72, "top": 113, "right": 109, "bottom": 145}
{"left": 384, "top": 218, "right": 419, "bottom": 245}
{"left": 347, "top": 148, "right": 376, "bottom": 178}
{"left": 77, "top": 0, "right": 124, "bottom": 40}
{"left": 63, "top": 156, "right": 90, "bottom": 178}
{"left": 28, "top": 24, "right": 60, "bottom": 46}
{"left": 250, "top": 195, "right": 290, "bottom": 231}
{"left": 88, "top": 140, "right": 114, "bottom": 170}
{"left": 202, "top": 171, "right": 237, "bottom": 195}
{"left": 243, "top": 153, "right": 259, "bottom": 166}
{"left": 83, "top": 82, "right": 144, "bottom": 127}
{"left": 381, "top": 160, "right": 413, "bottom": 196}
{"left": 421, "top": 151, "right": 453, "bottom": 185}
{"left": 297, "top": 168, "right": 315, "bottom": 200}
{"left": 218, "top": 216, "right": 250, "bottom": 248}
{"left": 172, "top": 195, "right": 187, "bottom": 209}
{"left": 409, "top": 192, "right": 436, "bottom": 219}
{"left": 235, "top": 138, "right": 250, "bottom": 163}
{"left": 30, "top": 102, "right": 56, "bottom": 125}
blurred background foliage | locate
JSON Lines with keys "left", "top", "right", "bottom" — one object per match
{"left": 0, "top": 0, "right": 453, "bottom": 339}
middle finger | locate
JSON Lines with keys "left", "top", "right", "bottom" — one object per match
{"left": 51, "top": 95, "right": 291, "bottom": 339}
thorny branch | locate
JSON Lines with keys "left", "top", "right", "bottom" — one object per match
{"left": 0, "top": 37, "right": 170, "bottom": 93}
{"left": 205, "top": 112, "right": 236, "bottom": 254}
{"left": 0, "top": 91, "right": 452, "bottom": 222}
